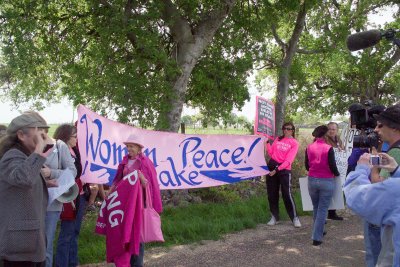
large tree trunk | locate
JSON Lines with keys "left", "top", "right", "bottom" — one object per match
{"left": 272, "top": 3, "right": 307, "bottom": 136}
{"left": 155, "top": 0, "right": 236, "bottom": 205}
{"left": 156, "top": 0, "right": 236, "bottom": 132}
{"left": 157, "top": 43, "right": 201, "bottom": 132}
{"left": 274, "top": 68, "right": 290, "bottom": 135}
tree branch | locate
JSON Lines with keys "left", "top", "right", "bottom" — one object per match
{"left": 282, "top": 2, "right": 307, "bottom": 67}
{"left": 271, "top": 23, "right": 286, "bottom": 50}
{"left": 296, "top": 48, "right": 326, "bottom": 54}
{"left": 314, "top": 81, "right": 330, "bottom": 90}
{"left": 349, "top": 0, "right": 394, "bottom": 28}
{"left": 255, "top": 59, "right": 278, "bottom": 70}
{"left": 390, "top": 47, "right": 400, "bottom": 65}
{"left": 194, "top": 0, "right": 236, "bottom": 40}
{"left": 332, "top": 0, "right": 340, "bottom": 10}
{"left": 124, "top": 0, "right": 140, "bottom": 49}
{"left": 161, "top": 0, "right": 193, "bottom": 44}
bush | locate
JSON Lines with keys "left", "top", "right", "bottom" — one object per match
{"left": 191, "top": 179, "right": 266, "bottom": 203}
{"left": 290, "top": 132, "right": 313, "bottom": 188}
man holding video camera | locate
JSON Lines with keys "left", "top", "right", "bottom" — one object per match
{"left": 365, "top": 104, "right": 400, "bottom": 267}
{"left": 348, "top": 103, "right": 400, "bottom": 266}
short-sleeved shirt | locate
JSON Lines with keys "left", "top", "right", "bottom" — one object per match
{"left": 380, "top": 140, "right": 400, "bottom": 179}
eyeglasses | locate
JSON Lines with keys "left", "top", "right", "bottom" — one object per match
{"left": 283, "top": 127, "right": 294, "bottom": 131}
{"left": 376, "top": 123, "right": 384, "bottom": 129}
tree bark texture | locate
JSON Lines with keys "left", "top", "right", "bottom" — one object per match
{"left": 157, "top": 0, "right": 236, "bottom": 132}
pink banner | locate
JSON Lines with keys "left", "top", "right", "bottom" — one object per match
{"left": 77, "top": 105, "right": 269, "bottom": 190}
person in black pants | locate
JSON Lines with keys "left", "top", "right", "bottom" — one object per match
{"left": 266, "top": 122, "right": 301, "bottom": 228}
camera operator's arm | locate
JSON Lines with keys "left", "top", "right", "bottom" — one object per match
{"left": 344, "top": 154, "right": 396, "bottom": 226}
{"left": 345, "top": 154, "right": 371, "bottom": 187}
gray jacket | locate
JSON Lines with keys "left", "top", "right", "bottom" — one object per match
{"left": 46, "top": 140, "right": 77, "bottom": 211}
{"left": 0, "top": 149, "right": 48, "bottom": 262}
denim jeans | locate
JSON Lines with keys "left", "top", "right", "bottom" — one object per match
{"left": 363, "top": 220, "right": 382, "bottom": 267}
{"left": 130, "top": 243, "right": 145, "bottom": 267}
{"left": 45, "top": 211, "right": 62, "bottom": 267}
{"left": 55, "top": 195, "right": 88, "bottom": 267}
{"left": 308, "top": 177, "right": 335, "bottom": 242}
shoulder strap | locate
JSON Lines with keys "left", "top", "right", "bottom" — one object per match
{"left": 56, "top": 140, "right": 61, "bottom": 169}
{"left": 145, "top": 186, "right": 153, "bottom": 209}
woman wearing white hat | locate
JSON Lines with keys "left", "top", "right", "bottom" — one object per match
{"left": 110, "top": 133, "right": 162, "bottom": 267}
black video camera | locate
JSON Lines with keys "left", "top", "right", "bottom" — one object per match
{"left": 349, "top": 101, "right": 385, "bottom": 149}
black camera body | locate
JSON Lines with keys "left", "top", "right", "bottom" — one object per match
{"left": 349, "top": 101, "right": 385, "bottom": 149}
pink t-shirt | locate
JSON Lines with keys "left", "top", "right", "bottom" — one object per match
{"left": 266, "top": 137, "right": 299, "bottom": 171}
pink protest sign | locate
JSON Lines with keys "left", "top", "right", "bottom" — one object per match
{"left": 254, "top": 96, "right": 275, "bottom": 140}
{"left": 77, "top": 105, "right": 269, "bottom": 190}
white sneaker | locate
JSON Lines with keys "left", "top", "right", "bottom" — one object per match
{"left": 267, "top": 216, "right": 279, "bottom": 226}
{"left": 293, "top": 217, "right": 302, "bottom": 228}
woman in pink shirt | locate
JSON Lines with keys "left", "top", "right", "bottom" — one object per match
{"left": 266, "top": 122, "right": 301, "bottom": 228}
{"left": 305, "top": 125, "right": 339, "bottom": 246}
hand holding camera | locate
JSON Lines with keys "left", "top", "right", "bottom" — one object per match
{"left": 358, "top": 153, "right": 398, "bottom": 172}
{"left": 378, "top": 153, "right": 398, "bottom": 172}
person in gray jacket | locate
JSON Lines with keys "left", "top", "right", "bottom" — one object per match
{"left": 0, "top": 112, "right": 52, "bottom": 266}
{"left": 41, "top": 125, "right": 77, "bottom": 267}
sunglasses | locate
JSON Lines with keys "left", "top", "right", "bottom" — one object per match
{"left": 283, "top": 127, "right": 294, "bottom": 131}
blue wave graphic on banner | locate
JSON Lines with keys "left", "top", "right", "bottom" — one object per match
{"left": 87, "top": 163, "right": 269, "bottom": 186}
{"left": 200, "top": 165, "right": 269, "bottom": 183}
{"left": 90, "top": 163, "right": 117, "bottom": 185}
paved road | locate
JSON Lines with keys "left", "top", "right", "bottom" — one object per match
{"left": 82, "top": 210, "right": 366, "bottom": 267}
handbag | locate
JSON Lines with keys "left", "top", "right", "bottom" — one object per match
{"left": 141, "top": 186, "right": 164, "bottom": 243}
